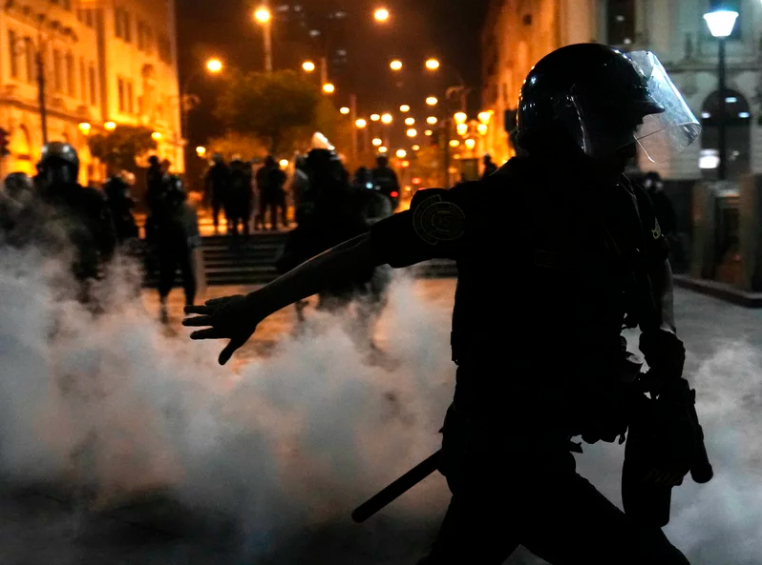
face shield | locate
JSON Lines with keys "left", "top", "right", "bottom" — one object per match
{"left": 553, "top": 51, "right": 700, "bottom": 163}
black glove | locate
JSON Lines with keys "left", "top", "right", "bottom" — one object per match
{"left": 639, "top": 329, "right": 685, "bottom": 384}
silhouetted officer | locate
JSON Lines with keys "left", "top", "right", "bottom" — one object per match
{"left": 481, "top": 154, "right": 498, "bottom": 180}
{"left": 371, "top": 155, "right": 401, "bottom": 211}
{"left": 204, "top": 154, "right": 231, "bottom": 234}
{"left": 228, "top": 157, "right": 254, "bottom": 239}
{"left": 184, "top": 45, "right": 707, "bottom": 564}
{"left": 103, "top": 172, "right": 139, "bottom": 244}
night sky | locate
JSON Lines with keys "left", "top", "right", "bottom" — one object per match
{"left": 176, "top": 0, "right": 491, "bottom": 150}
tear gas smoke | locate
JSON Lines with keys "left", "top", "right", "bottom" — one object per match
{"left": 0, "top": 245, "right": 760, "bottom": 564}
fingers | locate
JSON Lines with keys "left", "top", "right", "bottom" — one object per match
{"left": 219, "top": 339, "right": 244, "bottom": 365}
{"left": 184, "top": 305, "right": 213, "bottom": 315}
{"left": 184, "top": 295, "right": 243, "bottom": 315}
{"left": 190, "top": 328, "right": 225, "bottom": 340}
{"left": 182, "top": 315, "right": 213, "bottom": 327}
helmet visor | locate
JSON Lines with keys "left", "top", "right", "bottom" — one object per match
{"left": 553, "top": 50, "right": 700, "bottom": 163}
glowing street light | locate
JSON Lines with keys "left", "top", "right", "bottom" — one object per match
{"left": 302, "top": 60, "right": 316, "bottom": 72}
{"left": 370, "top": 113, "right": 381, "bottom": 122}
{"left": 381, "top": 113, "right": 393, "bottom": 124}
{"left": 104, "top": 121, "right": 117, "bottom": 131}
{"left": 426, "top": 96, "right": 438, "bottom": 106}
{"left": 406, "top": 128, "right": 417, "bottom": 137}
{"left": 379, "top": 146, "right": 388, "bottom": 153}
{"left": 374, "top": 7, "right": 390, "bottom": 22}
{"left": 322, "top": 82, "right": 335, "bottom": 94}
{"left": 78, "top": 122, "right": 91, "bottom": 135}
{"left": 449, "top": 139, "right": 460, "bottom": 147}
{"left": 340, "top": 107, "right": 350, "bottom": 115}
{"left": 465, "top": 138, "right": 476, "bottom": 149}
{"left": 426, "top": 116, "right": 438, "bottom": 125}
{"left": 412, "top": 144, "right": 420, "bottom": 151}
{"left": 457, "top": 123, "right": 468, "bottom": 136}
{"left": 152, "top": 131, "right": 162, "bottom": 140}
{"left": 405, "top": 117, "right": 415, "bottom": 126}
{"left": 454, "top": 112, "right": 467, "bottom": 124}
{"left": 206, "top": 58, "right": 223, "bottom": 73}
{"left": 390, "top": 59, "right": 403, "bottom": 71}
{"left": 425, "top": 129, "right": 433, "bottom": 136}
{"left": 372, "top": 138, "right": 383, "bottom": 146}
{"left": 279, "top": 159, "right": 290, "bottom": 168}
{"left": 196, "top": 146, "right": 207, "bottom": 157}
{"left": 478, "top": 111, "right": 492, "bottom": 124}
{"left": 254, "top": 6, "right": 271, "bottom": 23}
{"left": 356, "top": 118, "right": 367, "bottom": 128}
{"left": 400, "top": 104, "right": 410, "bottom": 113}
{"left": 396, "top": 149, "right": 407, "bottom": 158}
{"left": 425, "top": 58, "right": 440, "bottom": 71}
{"left": 477, "top": 123, "right": 488, "bottom": 135}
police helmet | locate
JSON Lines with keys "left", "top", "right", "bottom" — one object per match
{"left": 37, "top": 142, "right": 80, "bottom": 185}
{"left": 517, "top": 44, "right": 700, "bottom": 162}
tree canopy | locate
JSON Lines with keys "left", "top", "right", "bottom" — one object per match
{"left": 215, "top": 70, "right": 323, "bottom": 155}
{"left": 88, "top": 125, "right": 157, "bottom": 174}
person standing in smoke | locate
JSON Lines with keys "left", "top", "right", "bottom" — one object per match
{"left": 255, "top": 156, "right": 287, "bottom": 231}
{"left": 0, "top": 172, "right": 36, "bottom": 245}
{"left": 481, "top": 154, "right": 498, "bottom": 180}
{"left": 227, "top": 156, "right": 254, "bottom": 242}
{"left": 34, "top": 142, "right": 116, "bottom": 303}
{"left": 185, "top": 45, "right": 709, "bottom": 564}
{"left": 204, "top": 153, "right": 231, "bottom": 235}
{"left": 103, "top": 171, "right": 139, "bottom": 244}
{"left": 151, "top": 174, "right": 198, "bottom": 323}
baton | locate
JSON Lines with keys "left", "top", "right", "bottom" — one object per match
{"left": 351, "top": 450, "right": 441, "bottom": 523}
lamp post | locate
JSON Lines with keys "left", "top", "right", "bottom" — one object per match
{"left": 180, "top": 58, "right": 223, "bottom": 168}
{"left": 254, "top": 5, "right": 273, "bottom": 73}
{"left": 703, "top": 7, "right": 739, "bottom": 181}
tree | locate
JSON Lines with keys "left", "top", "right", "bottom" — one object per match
{"left": 215, "top": 70, "right": 321, "bottom": 155}
{"left": 206, "top": 132, "right": 269, "bottom": 162}
{"left": 88, "top": 125, "right": 157, "bottom": 174}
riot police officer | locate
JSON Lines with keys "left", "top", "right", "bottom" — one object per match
{"left": 184, "top": 45, "right": 706, "bottom": 564}
{"left": 371, "top": 155, "right": 401, "bottom": 211}
{"left": 0, "top": 172, "right": 35, "bottom": 241}
{"left": 35, "top": 142, "right": 116, "bottom": 291}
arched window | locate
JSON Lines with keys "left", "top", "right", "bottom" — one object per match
{"left": 11, "top": 125, "right": 33, "bottom": 175}
{"left": 699, "top": 89, "right": 751, "bottom": 180}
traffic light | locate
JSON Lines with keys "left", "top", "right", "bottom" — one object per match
{"left": 0, "top": 128, "right": 9, "bottom": 157}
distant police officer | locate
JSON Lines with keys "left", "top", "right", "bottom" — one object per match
{"left": 184, "top": 45, "right": 705, "bottom": 564}
{"left": 0, "top": 172, "right": 35, "bottom": 242}
{"left": 371, "top": 155, "right": 401, "bottom": 211}
{"left": 481, "top": 154, "right": 498, "bottom": 180}
{"left": 36, "top": 142, "right": 116, "bottom": 294}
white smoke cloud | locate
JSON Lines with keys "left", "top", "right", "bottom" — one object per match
{"left": 0, "top": 245, "right": 760, "bottom": 564}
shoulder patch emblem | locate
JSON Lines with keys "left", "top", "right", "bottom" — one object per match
{"left": 652, "top": 218, "right": 662, "bottom": 240}
{"left": 412, "top": 194, "right": 466, "bottom": 245}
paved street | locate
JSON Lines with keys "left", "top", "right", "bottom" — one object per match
{"left": 1, "top": 279, "right": 761, "bottom": 565}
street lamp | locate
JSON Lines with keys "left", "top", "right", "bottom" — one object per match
{"left": 302, "top": 60, "right": 316, "bottom": 72}
{"left": 374, "top": 7, "right": 390, "bottom": 22}
{"left": 381, "top": 113, "right": 393, "bottom": 124}
{"left": 396, "top": 149, "right": 407, "bottom": 158}
{"left": 371, "top": 113, "right": 381, "bottom": 122}
{"left": 454, "top": 112, "right": 467, "bottom": 124}
{"left": 478, "top": 111, "right": 492, "bottom": 124}
{"left": 704, "top": 7, "right": 739, "bottom": 180}
{"left": 405, "top": 117, "right": 415, "bottom": 126}
{"left": 254, "top": 6, "right": 273, "bottom": 73}
{"left": 196, "top": 146, "right": 207, "bottom": 157}
{"left": 412, "top": 144, "right": 420, "bottom": 151}
{"left": 400, "top": 104, "right": 410, "bottom": 113}
{"left": 457, "top": 123, "right": 468, "bottom": 136}
{"left": 449, "top": 140, "right": 460, "bottom": 147}
{"left": 379, "top": 146, "right": 388, "bottom": 154}
{"left": 425, "top": 58, "right": 440, "bottom": 71}
{"left": 407, "top": 128, "right": 417, "bottom": 138}
{"left": 206, "top": 58, "right": 223, "bottom": 73}
{"left": 322, "top": 82, "right": 335, "bottom": 94}
{"left": 78, "top": 122, "right": 91, "bottom": 135}
{"left": 425, "top": 129, "right": 433, "bottom": 136}
{"left": 465, "top": 138, "right": 476, "bottom": 150}
{"left": 427, "top": 116, "right": 438, "bottom": 125}
{"left": 340, "top": 106, "right": 350, "bottom": 115}
{"left": 356, "top": 118, "right": 367, "bottom": 128}
{"left": 104, "top": 121, "right": 117, "bottom": 131}
{"left": 426, "top": 96, "right": 438, "bottom": 106}
{"left": 390, "top": 59, "right": 403, "bottom": 71}
{"left": 477, "top": 123, "right": 488, "bottom": 136}
{"left": 372, "top": 138, "right": 383, "bottom": 146}
{"left": 279, "top": 159, "right": 290, "bottom": 168}
{"left": 152, "top": 131, "right": 163, "bottom": 141}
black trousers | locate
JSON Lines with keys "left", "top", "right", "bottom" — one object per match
{"left": 417, "top": 406, "right": 690, "bottom": 565}
{"left": 158, "top": 248, "right": 196, "bottom": 306}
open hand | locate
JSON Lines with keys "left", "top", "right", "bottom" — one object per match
{"left": 183, "top": 295, "right": 260, "bottom": 365}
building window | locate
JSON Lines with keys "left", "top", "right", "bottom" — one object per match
{"left": 158, "top": 35, "right": 172, "bottom": 64}
{"left": 123, "top": 11, "right": 131, "bottom": 42}
{"left": 126, "top": 80, "right": 133, "bottom": 114}
{"left": 700, "top": 89, "right": 750, "bottom": 180}
{"left": 26, "top": 40, "right": 35, "bottom": 83}
{"left": 85, "top": 10, "right": 94, "bottom": 28}
{"left": 66, "top": 52, "right": 75, "bottom": 97}
{"left": 118, "top": 77, "right": 125, "bottom": 112}
{"left": 606, "top": 0, "right": 636, "bottom": 46}
{"left": 77, "top": 8, "right": 83, "bottom": 22}
{"left": 9, "top": 30, "right": 19, "bottom": 79}
{"left": 89, "top": 65, "right": 97, "bottom": 105}
{"left": 53, "top": 49, "right": 62, "bottom": 92}
{"left": 80, "top": 58, "right": 86, "bottom": 101}
{"left": 114, "top": 8, "right": 122, "bottom": 38}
